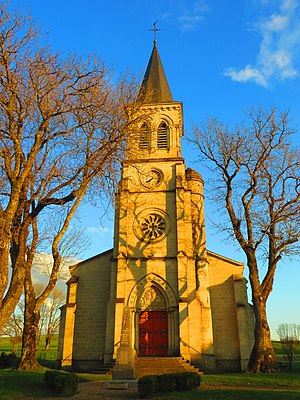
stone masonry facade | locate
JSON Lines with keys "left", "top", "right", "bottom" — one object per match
{"left": 57, "top": 42, "right": 254, "bottom": 376}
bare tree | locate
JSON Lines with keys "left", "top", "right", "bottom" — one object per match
{"left": 277, "top": 323, "right": 300, "bottom": 370}
{"left": 0, "top": 3, "right": 144, "bottom": 369}
{"left": 189, "top": 107, "right": 300, "bottom": 372}
{"left": 1, "top": 300, "right": 24, "bottom": 352}
{"left": 20, "top": 222, "right": 89, "bottom": 369}
{"left": 1, "top": 286, "right": 64, "bottom": 354}
{"left": 33, "top": 224, "right": 90, "bottom": 281}
{"left": 42, "top": 288, "right": 65, "bottom": 351}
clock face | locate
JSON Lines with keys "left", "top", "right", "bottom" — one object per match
{"left": 141, "top": 169, "right": 163, "bottom": 188}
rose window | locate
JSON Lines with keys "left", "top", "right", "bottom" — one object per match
{"left": 140, "top": 214, "right": 166, "bottom": 240}
{"left": 133, "top": 208, "right": 170, "bottom": 243}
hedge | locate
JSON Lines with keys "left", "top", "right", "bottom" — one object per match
{"left": 0, "top": 352, "right": 18, "bottom": 369}
{"left": 44, "top": 370, "right": 78, "bottom": 396}
{"left": 138, "top": 371, "right": 201, "bottom": 398}
{"left": 137, "top": 375, "right": 157, "bottom": 398}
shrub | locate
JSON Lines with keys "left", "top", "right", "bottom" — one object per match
{"left": 156, "top": 373, "right": 177, "bottom": 392}
{"left": 44, "top": 370, "right": 78, "bottom": 396}
{"left": 137, "top": 371, "right": 201, "bottom": 397}
{"left": 176, "top": 372, "right": 202, "bottom": 391}
{"left": 44, "top": 370, "right": 59, "bottom": 390}
{"left": 0, "top": 352, "right": 18, "bottom": 369}
{"left": 137, "top": 375, "right": 156, "bottom": 398}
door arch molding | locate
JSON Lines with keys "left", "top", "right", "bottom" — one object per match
{"left": 127, "top": 273, "right": 177, "bottom": 310}
{"left": 127, "top": 273, "right": 179, "bottom": 356}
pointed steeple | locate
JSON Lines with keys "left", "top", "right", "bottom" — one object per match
{"left": 138, "top": 41, "right": 173, "bottom": 104}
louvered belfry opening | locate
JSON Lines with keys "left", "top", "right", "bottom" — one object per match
{"left": 157, "top": 122, "right": 168, "bottom": 149}
{"left": 139, "top": 123, "right": 150, "bottom": 149}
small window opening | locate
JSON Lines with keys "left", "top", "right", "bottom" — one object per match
{"left": 157, "top": 122, "right": 168, "bottom": 149}
{"left": 139, "top": 123, "right": 150, "bottom": 149}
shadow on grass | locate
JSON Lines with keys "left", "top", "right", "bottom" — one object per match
{"left": 0, "top": 368, "right": 113, "bottom": 398}
{"left": 0, "top": 369, "right": 55, "bottom": 398}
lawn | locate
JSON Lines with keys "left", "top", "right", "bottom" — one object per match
{"left": 0, "top": 338, "right": 299, "bottom": 399}
{"left": 0, "top": 368, "right": 299, "bottom": 399}
{"left": 153, "top": 389, "right": 300, "bottom": 399}
{"left": 0, "top": 369, "right": 111, "bottom": 398}
{"left": 0, "top": 369, "right": 54, "bottom": 399}
{"left": 151, "top": 370, "right": 300, "bottom": 400}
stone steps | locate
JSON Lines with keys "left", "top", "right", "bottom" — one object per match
{"left": 135, "top": 356, "right": 201, "bottom": 378}
{"left": 89, "top": 362, "right": 115, "bottom": 374}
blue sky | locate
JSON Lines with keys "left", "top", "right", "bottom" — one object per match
{"left": 10, "top": 0, "right": 300, "bottom": 338}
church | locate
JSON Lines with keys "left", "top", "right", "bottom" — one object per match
{"left": 57, "top": 40, "right": 254, "bottom": 377}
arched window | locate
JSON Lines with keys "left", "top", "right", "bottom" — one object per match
{"left": 157, "top": 122, "right": 168, "bottom": 149}
{"left": 139, "top": 123, "right": 150, "bottom": 149}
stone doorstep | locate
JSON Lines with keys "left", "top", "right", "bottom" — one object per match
{"left": 107, "top": 382, "right": 128, "bottom": 390}
{"left": 104, "top": 380, "right": 138, "bottom": 390}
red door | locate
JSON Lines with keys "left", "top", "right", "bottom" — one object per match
{"left": 139, "top": 311, "right": 168, "bottom": 356}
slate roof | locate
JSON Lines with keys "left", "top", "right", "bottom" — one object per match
{"left": 138, "top": 41, "right": 173, "bottom": 104}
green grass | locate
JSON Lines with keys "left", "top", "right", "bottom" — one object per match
{"left": 0, "top": 339, "right": 299, "bottom": 399}
{"left": 202, "top": 371, "right": 300, "bottom": 387}
{"left": 0, "top": 335, "right": 58, "bottom": 355}
{"left": 153, "top": 389, "right": 300, "bottom": 400}
{"left": 78, "top": 372, "right": 112, "bottom": 382}
{"left": 0, "top": 369, "right": 54, "bottom": 399}
{"left": 273, "top": 340, "right": 300, "bottom": 359}
{"left": 153, "top": 371, "right": 300, "bottom": 399}
{"left": 161, "top": 372, "right": 300, "bottom": 399}
{"left": 0, "top": 369, "right": 110, "bottom": 399}
{"left": 0, "top": 335, "right": 59, "bottom": 369}
{"left": 0, "top": 369, "right": 299, "bottom": 399}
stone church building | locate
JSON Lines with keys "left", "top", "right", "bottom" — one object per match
{"left": 57, "top": 41, "right": 254, "bottom": 377}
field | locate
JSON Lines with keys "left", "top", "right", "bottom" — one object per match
{"left": 0, "top": 338, "right": 299, "bottom": 399}
{"left": 0, "top": 335, "right": 58, "bottom": 368}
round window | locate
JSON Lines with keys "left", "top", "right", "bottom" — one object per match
{"left": 140, "top": 214, "right": 166, "bottom": 240}
{"left": 133, "top": 209, "right": 170, "bottom": 243}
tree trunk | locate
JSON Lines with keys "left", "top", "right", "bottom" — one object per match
{"left": 45, "top": 332, "right": 51, "bottom": 351}
{"left": 0, "top": 282, "right": 24, "bottom": 332}
{"left": 0, "top": 246, "right": 26, "bottom": 331}
{"left": 0, "top": 219, "right": 30, "bottom": 331}
{"left": 18, "top": 299, "right": 40, "bottom": 370}
{"left": 12, "top": 340, "right": 18, "bottom": 353}
{"left": 247, "top": 296, "right": 277, "bottom": 372}
{"left": 0, "top": 240, "right": 9, "bottom": 303}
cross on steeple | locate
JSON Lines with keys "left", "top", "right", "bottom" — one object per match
{"left": 149, "top": 21, "right": 161, "bottom": 43}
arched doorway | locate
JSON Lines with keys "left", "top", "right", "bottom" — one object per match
{"left": 128, "top": 273, "right": 180, "bottom": 357}
{"left": 138, "top": 286, "right": 168, "bottom": 356}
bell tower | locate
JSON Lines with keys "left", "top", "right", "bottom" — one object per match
{"left": 127, "top": 40, "right": 183, "bottom": 160}
{"left": 106, "top": 40, "right": 214, "bottom": 378}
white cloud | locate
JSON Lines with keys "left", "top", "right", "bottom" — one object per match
{"left": 178, "top": 15, "right": 204, "bottom": 33}
{"left": 281, "top": 0, "right": 298, "bottom": 13}
{"left": 33, "top": 252, "right": 75, "bottom": 281}
{"left": 272, "top": 49, "right": 290, "bottom": 68}
{"left": 262, "top": 14, "right": 288, "bottom": 31}
{"left": 224, "top": 65, "right": 268, "bottom": 87}
{"left": 157, "top": 1, "right": 209, "bottom": 33}
{"left": 160, "top": 0, "right": 209, "bottom": 33}
{"left": 225, "top": 0, "right": 300, "bottom": 87}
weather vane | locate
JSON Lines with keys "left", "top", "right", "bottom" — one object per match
{"left": 149, "top": 21, "right": 161, "bottom": 42}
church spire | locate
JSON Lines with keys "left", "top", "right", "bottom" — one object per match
{"left": 138, "top": 41, "right": 173, "bottom": 104}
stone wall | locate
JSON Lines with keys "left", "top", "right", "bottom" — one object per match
{"left": 207, "top": 251, "right": 253, "bottom": 371}
{"left": 71, "top": 250, "right": 113, "bottom": 370}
